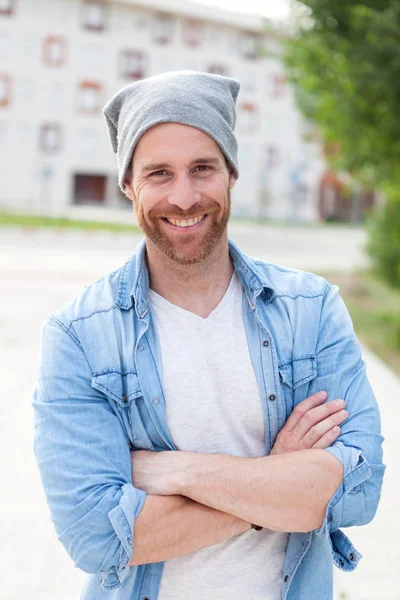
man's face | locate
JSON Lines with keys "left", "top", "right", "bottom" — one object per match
{"left": 124, "top": 123, "right": 236, "bottom": 265}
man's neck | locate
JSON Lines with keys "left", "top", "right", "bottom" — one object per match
{"left": 146, "top": 238, "right": 234, "bottom": 319}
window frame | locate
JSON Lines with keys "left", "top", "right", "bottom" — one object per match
{"left": 81, "top": 0, "right": 107, "bottom": 32}
{"left": 0, "top": 74, "right": 11, "bottom": 108}
{"left": 271, "top": 73, "right": 287, "bottom": 98}
{"left": 152, "top": 12, "right": 174, "bottom": 45}
{"left": 119, "top": 49, "right": 146, "bottom": 81}
{"left": 0, "top": 0, "right": 15, "bottom": 16}
{"left": 39, "top": 123, "right": 63, "bottom": 154}
{"left": 43, "top": 35, "right": 67, "bottom": 67}
{"left": 237, "top": 101, "right": 259, "bottom": 135}
{"left": 77, "top": 80, "right": 103, "bottom": 115}
{"left": 181, "top": 18, "right": 204, "bottom": 48}
{"left": 207, "top": 64, "right": 229, "bottom": 77}
{"left": 240, "top": 33, "right": 261, "bottom": 61}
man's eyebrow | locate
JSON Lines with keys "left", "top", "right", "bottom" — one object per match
{"left": 140, "top": 157, "right": 221, "bottom": 174}
{"left": 141, "top": 162, "right": 171, "bottom": 174}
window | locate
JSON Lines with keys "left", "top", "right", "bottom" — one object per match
{"left": 0, "top": 0, "right": 15, "bottom": 16}
{"left": 119, "top": 50, "right": 146, "bottom": 81}
{"left": 237, "top": 102, "right": 259, "bottom": 134}
{"left": 82, "top": 1, "right": 106, "bottom": 32}
{"left": 39, "top": 123, "right": 62, "bottom": 153}
{"left": 43, "top": 36, "right": 67, "bottom": 67}
{"left": 153, "top": 13, "right": 174, "bottom": 45}
{"left": 271, "top": 73, "right": 287, "bottom": 98}
{"left": 207, "top": 64, "right": 229, "bottom": 77}
{"left": 0, "top": 74, "right": 11, "bottom": 108}
{"left": 240, "top": 33, "right": 261, "bottom": 61}
{"left": 182, "top": 19, "right": 204, "bottom": 48}
{"left": 73, "top": 173, "right": 107, "bottom": 205}
{"left": 264, "top": 145, "right": 280, "bottom": 171}
{"left": 77, "top": 81, "right": 102, "bottom": 114}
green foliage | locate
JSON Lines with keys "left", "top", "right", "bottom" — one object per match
{"left": 366, "top": 193, "right": 400, "bottom": 289}
{"left": 284, "top": 0, "right": 400, "bottom": 286}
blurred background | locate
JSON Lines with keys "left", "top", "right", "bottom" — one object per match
{"left": 1, "top": 1, "right": 399, "bottom": 598}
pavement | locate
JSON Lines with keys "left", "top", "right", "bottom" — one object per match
{"left": 0, "top": 225, "right": 397, "bottom": 599}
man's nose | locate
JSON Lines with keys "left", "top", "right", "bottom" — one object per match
{"left": 167, "top": 173, "right": 201, "bottom": 210}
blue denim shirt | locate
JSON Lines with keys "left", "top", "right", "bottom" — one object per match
{"left": 32, "top": 238, "right": 385, "bottom": 600}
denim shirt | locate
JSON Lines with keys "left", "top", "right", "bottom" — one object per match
{"left": 32, "top": 238, "right": 385, "bottom": 600}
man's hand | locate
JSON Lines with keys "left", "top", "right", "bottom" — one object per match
{"left": 270, "top": 391, "right": 348, "bottom": 455}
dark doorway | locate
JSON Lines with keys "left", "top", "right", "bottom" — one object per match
{"left": 73, "top": 173, "right": 107, "bottom": 205}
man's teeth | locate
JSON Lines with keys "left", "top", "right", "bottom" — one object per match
{"left": 166, "top": 215, "right": 205, "bottom": 227}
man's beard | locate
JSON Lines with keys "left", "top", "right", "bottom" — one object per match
{"left": 132, "top": 190, "right": 231, "bottom": 266}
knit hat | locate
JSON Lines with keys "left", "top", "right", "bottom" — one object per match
{"left": 103, "top": 70, "right": 240, "bottom": 191}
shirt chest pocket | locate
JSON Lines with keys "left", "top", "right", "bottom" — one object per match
{"left": 91, "top": 370, "right": 154, "bottom": 450}
{"left": 278, "top": 356, "right": 317, "bottom": 414}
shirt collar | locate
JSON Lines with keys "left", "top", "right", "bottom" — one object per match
{"left": 115, "top": 237, "right": 275, "bottom": 317}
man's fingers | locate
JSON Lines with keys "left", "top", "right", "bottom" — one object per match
{"left": 300, "top": 409, "right": 348, "bottom": 449}
{"left": 292, "top": 399, "right": 346, "bottom": 440}
{"left": 312, "top": 426, "right": 342, "bottom": 449}
{"left": 283, "top": 391, "right": 328, "bottom": 432}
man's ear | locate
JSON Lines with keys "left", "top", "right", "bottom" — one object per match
{"left": 123, "top": 163, "right": 134, "bottom": 202}
{"left": 228, "top": 167, "right": 237, "bottom": 190}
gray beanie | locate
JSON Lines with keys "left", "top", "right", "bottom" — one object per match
{"left": 103, "top": 70, "right": 240, "bottom": 191}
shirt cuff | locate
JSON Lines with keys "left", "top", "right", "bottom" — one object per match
{"left": 313, "top": 443, "right": 372, "bottom": 571}
{"left": 100, "top": 483, "right": 147, "bottom": 591}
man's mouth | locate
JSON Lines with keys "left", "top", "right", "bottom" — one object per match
{"left": 162, "top": 214, "right": 207, "bottom": 228}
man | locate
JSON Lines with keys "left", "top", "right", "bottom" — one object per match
{"left": 32, "top": 71, "right": 385, "bottom": 600}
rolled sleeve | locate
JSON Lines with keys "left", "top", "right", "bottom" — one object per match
{"left": 308, "top": 283, "right": 386, "bottom": 570}
{"left": 32, "top": 318, "right": 148, "bottom": 590}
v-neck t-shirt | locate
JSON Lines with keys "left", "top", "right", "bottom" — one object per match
{"left": 148, "top": 270, "right": 289, "bottom": 600}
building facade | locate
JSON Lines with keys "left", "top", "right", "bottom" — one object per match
{"left": 0, "top": 0, "right": 325, "bottom": 220}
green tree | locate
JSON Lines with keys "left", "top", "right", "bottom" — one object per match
{"left": 283, "top": 0, "right": 400, "bottom": 287}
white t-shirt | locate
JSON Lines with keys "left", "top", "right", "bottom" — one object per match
{"left": 149, "top": 271, "right": 289, "bottom": 600}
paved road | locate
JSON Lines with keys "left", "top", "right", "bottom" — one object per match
{"left": 0, "top": 226, "right": 397, "bottom": 599}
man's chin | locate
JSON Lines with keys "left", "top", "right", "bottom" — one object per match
{"left": 153, "top": 239, "right": 213, "bottom": 266}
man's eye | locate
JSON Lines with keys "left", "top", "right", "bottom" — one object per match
{"left": 150, "top": 170, "right": 169, "bottom": 177}
{"left": 194, "top": 165, "right": 211, "bottom": 172}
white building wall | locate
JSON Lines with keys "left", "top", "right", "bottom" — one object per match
{"left": 0, "top": 0, "right": 325, "bottom": 221}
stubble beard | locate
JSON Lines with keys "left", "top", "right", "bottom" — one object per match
{"left": 132, "top": 189, "right": 231, "bottom": 266}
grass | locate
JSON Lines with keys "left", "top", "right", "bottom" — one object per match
{"left": 317, "top": 270, "right": 400, "bottom": 376}
{"left": 0, "top": 211, "right": 140, "bottom": 233}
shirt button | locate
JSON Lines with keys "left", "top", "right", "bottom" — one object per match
{"left": 339, "top": 559, "right": 345, "bottom": 567}
{"left": 268, "top": 394, "right": 276, "bottom": 401}
{"left": 327, "top": 514, "right": 333, "bottom": 523}
{"left": 138, "top": 344, "right": 145, "bottom": 352}
{"left": 349, "top": 553, "right": 355, "bottom": 561}
{"left": 152, "top": 397, "right": 160, "bottom": 406}
{"left": 121, "top": 394, "right": 128, "bottom": 404}
{"left": 284, "top": 575, "right": 289, "bottom": 582}
{"left": 263, "top": 340, "right": 270, "bottom": 347}
{"left": 128, "top": 537, "right": 133, "bottom": 547}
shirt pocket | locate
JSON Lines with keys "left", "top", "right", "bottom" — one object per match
{"left": 91, "top": 370, "right": 154, "bottom": 450}
{"left": 278, "top": 356, "right": 317, "bottom": 413}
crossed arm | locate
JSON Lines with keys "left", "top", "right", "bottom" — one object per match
{"left": 33, "top": 289, "right": 384, "bottom": 579}
{"left": 129, "top": 391, "right": 346, "bottom": 565}
{"left": 129, "top": 285, "right": 385, "bottom": 568}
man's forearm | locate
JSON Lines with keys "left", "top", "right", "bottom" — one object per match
{"left": 175, "top": 449, "right": 343, "bottom": 533}
{"left": 129, "top": 493, "right": 251, "bottom": 566}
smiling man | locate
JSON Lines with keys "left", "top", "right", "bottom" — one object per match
{"left": 32, "top": 71, "right": 385, "bottom": 600}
